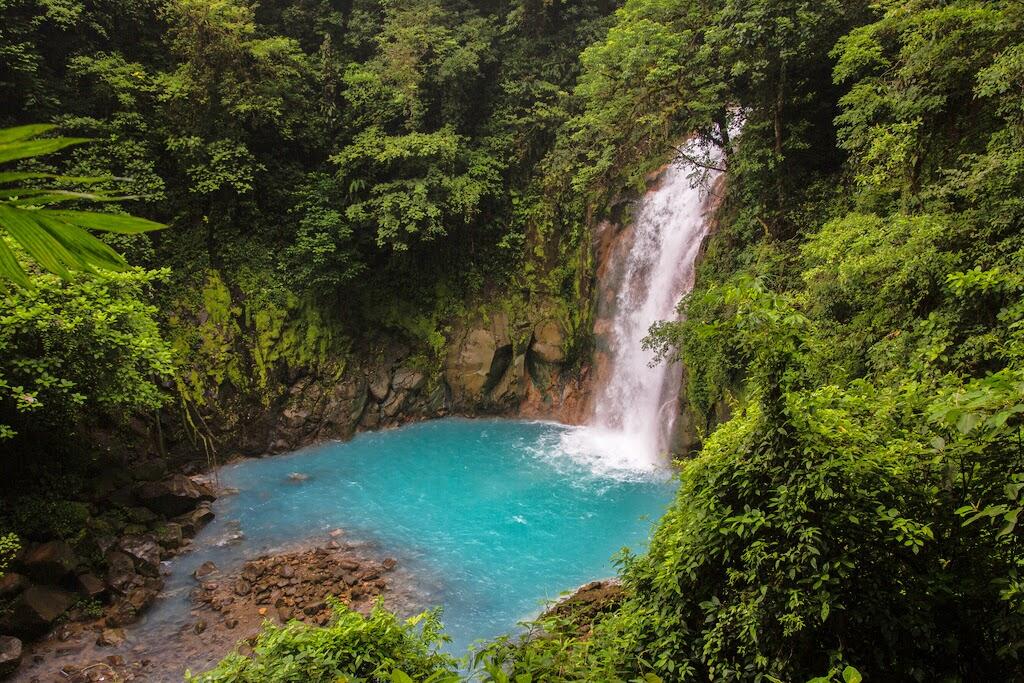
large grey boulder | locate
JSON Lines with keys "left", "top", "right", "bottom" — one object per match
{"left": 136, "top": 474, "right": 214, "bottom": 517}
{"left": 381, "top": 390, "right": 408, "bottom": 418}
{"left": 21, "top": 540, "right": 78, "bottom": 584}
{"left": 0, "top": 636, "right": 22, "bottom": 678}
{"left": 368, "top": 371, "right": 391, "bottom": 402}
{"left": 392, "top": 368, "right": 426, "bottom": 391}
{"left": 3, "top": 585, "right": 73, "bottom": 638}
{"left": 446, "top": 328, "right": 497, "bottom": 398}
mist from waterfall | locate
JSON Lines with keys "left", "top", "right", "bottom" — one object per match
{"left": 559, "top": 152, "right": 723, "bottom": 474}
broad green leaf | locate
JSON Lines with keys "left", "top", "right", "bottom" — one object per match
{"left": 0, "top": 205, "right": 78, "bottom": 277}
{"left": 3, "top": 191, "right": 125, "bottom": 205}
{"left": 36, "top": 215, "right": 127, "bottom": 271}
{"left": 0, "top": 137, "right": 91, "bottom": 165}
{"left": 0, "top": 237, "right": 31, "bottom": 288}
{"left": 843, "top": 666, "right": 862, "bottom": 683}
{"left": 0, "top": 171, "right": 111, "bottom": 185}
{"left": 0, "top": 124, "right": 56, "bottom": 144}
{"left": 42, "top": 209, "right": 165, "bottom": 234}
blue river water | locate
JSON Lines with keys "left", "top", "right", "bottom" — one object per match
{"left": 136, "top": 418, "right": 676, "bottom": 674}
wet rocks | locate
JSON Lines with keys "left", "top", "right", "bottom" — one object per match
{"left": 118, "top": 536, "right": 161, "bottom": 577}
{"left": 369, "top": 372, "right": 391, "bottom": 402}
{"left": 96, "top": 628, "right": 126, "bottom": 648}
{"left": 21, "top": 540, "right": 79, "bottom": 584}
{"left": 447, "top": 328, "right": 498, "bottom": 398}
{"left": 135, "top": 474, "right": 215, "bottom": 517}
{"left": 193, "top": 540, "right": 398, "bottom": 634}
{"left": 0, "top": 636, "right": 22, "bottom": 678}
{"left": 175, "top": 503, "right": 214, "bottom": 537}
{"left": 154, "top": 522, "right": 184, "bottom": 551}
{"left": 0, "top": 572, "right": 28, "bottom": 598}
{"left": 76, "top": 573, "right": 106, "bottom": 599}
{"left": 104, "top": 551, "right": 136, "bottom": 593}
{"left": 543, "top": 579, "right": 625, "bottom": 638}
{"left": 3, "top": 585, "right": 75, "bottom": 638}
{"left": 193, "top": 561, "right": 218, "bottom": 580}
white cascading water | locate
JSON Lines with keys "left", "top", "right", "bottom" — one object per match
{"left": 560, "top": 150, "right": 723, "bottom": 475}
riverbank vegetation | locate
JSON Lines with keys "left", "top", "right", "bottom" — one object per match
{"left": 3, "top": 0, "right": 1023, "bottom": 680}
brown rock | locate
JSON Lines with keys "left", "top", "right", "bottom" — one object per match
{"left": 3, "top": 585, "right": 74, "bottom": 638}
{"left": 136, "top": 474, "right": 214, "bottom": 517}
{"left": 96, "top": 627, "right": 126, "bottom": 647}
{"left": 155, "top": 522, "right": 184, "bottom": 550}
{"left": 530, "top": 320, "right": 566, "bottom": 364}
{"left": 77, "top": 573, "right": 106, "bottom": 598}
{"left": 0, "top": 572, "right": 28, "bottom": 598}
{"left": 368, "top": 371, "right": 391, "bottom": 402}
{"left": 118, "top": 536, "right": 161, "bottom": 577}
{"left": 193, "top": 561, "right": 218, "bottom": 580}
{"left": 233, "top": 579, "right": 252, "bottom": 596}
{"left": 0, "top": 636, "right": 22, "bottom": 678}
{"left": 126, "top": 584, "right": 159, "bottom": 612}
{"left": 446, "top": 328, "right": 496, "bottom": 397}
{"left": 382, "top": 389, "right": 408, "bottom": 418}
{"left": 392, "top": 368, "right": 427, "bottom": 391}
{"left": 21, "top": 540, "right": 78, "bottom": 584}
{"left": 175, "top": 503, "right": 215, "bottom": 537}
{"left": 105, "top": 551, "right": 136, "bottom": 593}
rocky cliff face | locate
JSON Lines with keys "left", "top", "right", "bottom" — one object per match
{"left": 156, "top": 291, "right": 589, "bottom": 463}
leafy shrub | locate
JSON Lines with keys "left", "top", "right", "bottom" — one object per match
{"left": 188, "top": 601, "right": 459, "bottom": 683}
{"left": 0, "top": 532, "right": 19, "bottom": 576}
{"left": 0, "top": 263, "right": 174, "bottom": 440}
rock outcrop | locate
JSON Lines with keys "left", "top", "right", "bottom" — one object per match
{"left": 190, "top": 540, "right": 400, "bottom": 637}
{"left": 445, "top": 312, "right": 534, "bottom": 411}
{"left": 21, "top": 541, "right": 79, "bottom": 585}
{"left": 543, "top": 579, "right": 625, "bottom": 639}
{"left": 0, "top": 636, "right": 22, "bottom": 678}
{"left": 2, "top": 585, "right": 74, "bottom": 638}
{"left": 135, "top": 474, "right": 215, "bottom": 517}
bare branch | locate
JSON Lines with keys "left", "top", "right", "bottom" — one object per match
{"left": 670, "top": 145, "right": 726, "bottom": 173}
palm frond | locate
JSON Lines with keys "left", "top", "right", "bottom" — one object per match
{"left": 0, "top": 124, "right": 168, "bottom": 287}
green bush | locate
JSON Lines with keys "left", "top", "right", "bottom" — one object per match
{"left": 188, "top": 601, "right": 459, "bottom": 683}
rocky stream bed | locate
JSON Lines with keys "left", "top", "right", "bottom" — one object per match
{"left": 6, "top": 526, "right": 416, "bottom": 682}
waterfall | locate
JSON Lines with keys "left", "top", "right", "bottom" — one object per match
{"left": 559, "top": 152, "right": 723, "bottom": 475}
